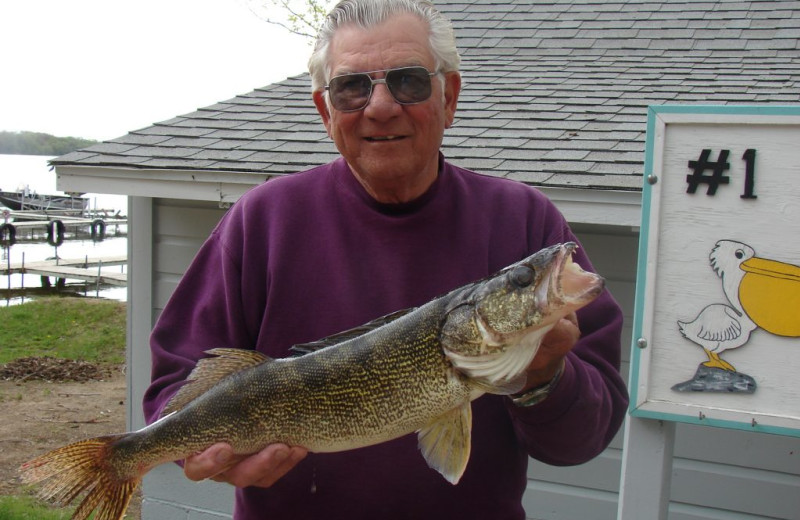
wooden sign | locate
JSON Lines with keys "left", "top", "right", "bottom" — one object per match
{"left": 631, "top": 105, "right": 800, "bottom": 437}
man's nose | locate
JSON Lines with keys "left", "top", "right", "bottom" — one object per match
{"left": 364, "top": 81, "right": 401, "bottom": 115}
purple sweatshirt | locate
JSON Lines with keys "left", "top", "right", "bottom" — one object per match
{"left": 144, "top": 155, "right": 628, "bottom": 520}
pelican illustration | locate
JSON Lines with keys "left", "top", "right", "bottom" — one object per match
{"left": 678, "top": 240, "right": 800, "bottom": 372}
{"left": 678, "top": 241, "right": 757, "bottom": 371}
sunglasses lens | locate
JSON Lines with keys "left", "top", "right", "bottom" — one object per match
{"left": 326, "top": 67, "right": 435, "bottom": 111}
{"left": 328, "top": 73, "right": 373, "bottom": 111}
{"left": 386, "top": 67, "right": 433, "bottom": 104}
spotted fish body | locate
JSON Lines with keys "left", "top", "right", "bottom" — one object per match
{"left": 20, "top": 242, "right": 604, "bottom": 520}
{"left": 142, "top": 303, "right": 474, "bottom": 456}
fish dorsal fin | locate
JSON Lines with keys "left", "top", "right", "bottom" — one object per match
{"left": 417, "top": 401, "right": 472, "bottom": 485}
{"left": 444, "top": 325, "right": 551, "bottom": 394}
{"left": 289, "top": 308, "right": 416, "bottom": 357}
{"left": 161, "top": 348, "right": 271, "bottom": 416}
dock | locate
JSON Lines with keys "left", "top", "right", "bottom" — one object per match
{"left": 1, "top": 210, "right": 127, "bottom": 246}
{"left": 1, "top": 254, "right": 127, "bottom": 287}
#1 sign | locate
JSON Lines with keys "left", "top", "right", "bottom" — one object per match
{"left": 631, "top": 105, "right": 800, "bottom": 437}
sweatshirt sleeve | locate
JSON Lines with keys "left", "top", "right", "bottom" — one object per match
{"left": 142, "top": 219, "right": 256, "bottom": 425}
{"left": 505, "top": 202, "right": 629, "bottom": 466}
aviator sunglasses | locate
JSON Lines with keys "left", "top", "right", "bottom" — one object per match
{"left": 324, "top": 66, "right": 439, "bottom": 112}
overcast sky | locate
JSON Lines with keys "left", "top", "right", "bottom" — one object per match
{"left": 0, "top": 0, "right": 316, "bottom": 142}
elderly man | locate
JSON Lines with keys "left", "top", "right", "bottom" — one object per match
{"left": 144, "top": 1, "right": 628, "bottom": 518}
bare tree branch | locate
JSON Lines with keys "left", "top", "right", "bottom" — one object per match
{"left": 241, "top": 0, "right": 333, "bottom": 41}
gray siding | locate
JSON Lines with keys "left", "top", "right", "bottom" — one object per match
{"left": 669, "top": 424, "right": 799, "bottom": 519}
{"left": 152, "top": 198, "right": 228, "bottom": 311}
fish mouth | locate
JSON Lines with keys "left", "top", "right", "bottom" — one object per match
{"left": 537, "top": 243, "right": 605, "bottom": 312}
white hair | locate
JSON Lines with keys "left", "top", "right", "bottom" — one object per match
{"left": 307, "top": 0, "right": 461, "bottom": 92}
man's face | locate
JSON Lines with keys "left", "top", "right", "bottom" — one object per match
{"left": 313, "top": 13, "right": 460, "bottom": 203}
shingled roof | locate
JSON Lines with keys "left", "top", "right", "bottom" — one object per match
{"left": 53, "top": 0, "right": 800, "bottom": 193}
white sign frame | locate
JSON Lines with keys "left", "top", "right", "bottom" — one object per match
{"left": 631, "top": 105, "right": 800, "bottom": 437}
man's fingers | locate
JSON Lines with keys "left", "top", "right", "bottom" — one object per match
{"left": 188, "top": 443, "right": 309, "bottom": 488}
{"left": 184, "top": 442, "right": 237, "bottom": 481}
{"left": 564, "top": 311, "right": 579, "bottom": 327}
{"left": 249, "top": 446, "right": 308, "bottom": 488}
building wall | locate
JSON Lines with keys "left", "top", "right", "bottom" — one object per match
{"left": 132, "top": 198, "right": 799, "bottom": 520}
{"left": 133, "top": 197, "right": 234, "bottom": 519}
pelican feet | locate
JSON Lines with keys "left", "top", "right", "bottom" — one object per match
{"left": 702, "top": 350, "right": 737, "bottom": 372}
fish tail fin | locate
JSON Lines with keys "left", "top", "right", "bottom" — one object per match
{"left": 20, "top": 434, "right": 139, "bottom": 520}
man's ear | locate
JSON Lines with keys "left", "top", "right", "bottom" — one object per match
{"left": 443, "top": 72, "right": 461, "bottom": 129}
{"left": 313, "top": 90, "right": 332, "bottom": 136}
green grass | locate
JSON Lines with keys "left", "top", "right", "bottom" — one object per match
{"left": 0, "top": 495, "right": 74, "bottom": 520}
{"left": 0, "top": 495, "right": 121, "bottom": 520}
{"left": 0, "top": 297, "right": 126, "bottom": 364}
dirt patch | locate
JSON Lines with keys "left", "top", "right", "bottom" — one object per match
{"left": 0, "top": 362, "right": 141, "bottom": 519}
{"left": 0, "top": 357, "right": 113, "bottom": 383}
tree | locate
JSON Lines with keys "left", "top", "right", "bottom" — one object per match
{"left": 242, "top": 0, "right": 336, "bottom": 41}
{"left": 0, "top": 131, "right": 96, "bottom": 156}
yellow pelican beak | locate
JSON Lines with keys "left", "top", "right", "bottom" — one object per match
{"left": 741, "top": 257, "right": 800, "bottom": 282}
{"left": 739, "top": 257, "right": 800, "bottom": 337}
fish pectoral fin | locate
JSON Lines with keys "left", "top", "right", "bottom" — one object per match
{"left": 162, "top": 348, "right": 271, "bottom": 416}
{"left": 417, "top": 402, "right": 472, "bottom": 485}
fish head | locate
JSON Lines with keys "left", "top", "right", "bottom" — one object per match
{"left": 440, "top": 242, "right": 604, "bottom": 391}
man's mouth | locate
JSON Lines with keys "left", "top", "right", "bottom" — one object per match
{"left": 365, "top": 135, "right": 404, "bottom": 142}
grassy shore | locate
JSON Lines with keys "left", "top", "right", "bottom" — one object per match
{"left": 0, "top": 296, "right": 128, "bottom": 519}
{"left": 0, "top": 296, "right": 126, "bottom": 364}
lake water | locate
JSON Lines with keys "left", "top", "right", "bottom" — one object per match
{"left": 1, "top": 154, "right": 129, "bottom": 306}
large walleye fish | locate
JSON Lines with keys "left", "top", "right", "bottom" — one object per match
{"left": 20, "top": 242, "right": 604, "bottom": 520}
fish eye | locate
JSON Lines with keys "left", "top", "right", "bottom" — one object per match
{"left": 509, "top": 266, "right": 534, "bottom": 288}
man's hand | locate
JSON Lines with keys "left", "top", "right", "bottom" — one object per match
{"left": 184, "top": 442, "right": 308, "bottom": 488}
{"left": 521, "top": 312, "right": 580, "bottom": 390}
